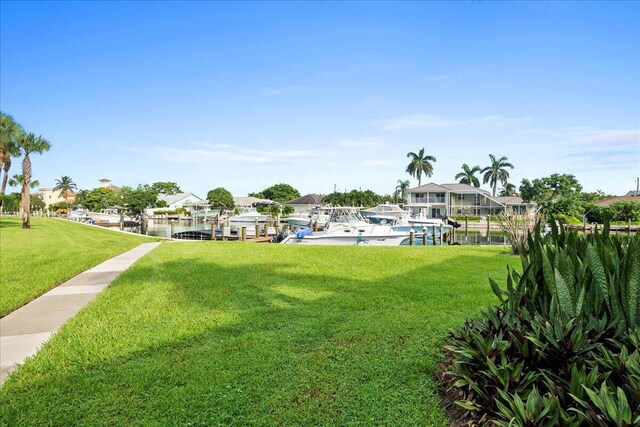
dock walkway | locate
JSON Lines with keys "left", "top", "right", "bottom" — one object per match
{"left": 0, "top": 242, "right": 160, "bottom": 385}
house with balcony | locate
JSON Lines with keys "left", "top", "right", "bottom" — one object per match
{"left": 406, "top": 183, "right": 536, "bottom": 218}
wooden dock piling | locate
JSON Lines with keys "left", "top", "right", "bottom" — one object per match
{"left": 422, "top": 227, "right": 427, "bottom": 246}
{"left": 241, "top": 227, "right": 247, "bottom": 242}
{"left": 409, "top": 229, "right": 415, "bottom": 245}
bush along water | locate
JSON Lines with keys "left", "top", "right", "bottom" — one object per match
{"left": 444, "top": 222, "right": 640, "bottom": 426}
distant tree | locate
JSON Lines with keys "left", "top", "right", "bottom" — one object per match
{"left": 0, "top": 112, "right": 23, "bottom": 195}
{"left": 581, "top": 190, "right": 607, "bottom": 203}
{"left": 151, "top": 181, "right": 182, "bottom": 195}
{"left": 156, "top": 200, "right": 168, "bottom": 208}
{"left": 207, "top": 187, "right": 235, "bottom": 214}
{"left": 53, "top": 176, "right": 77, "bottom": 206}
{"left": 0, "top": 192, "right": 20, "bottom": 211}
{"left": 406, "top": 148, "right": 436, "bottom": 186}
{"left": 253, "top": 183, "right": 300, "bottom": 203}
{"left": 30, "top": 194, "right": 46, "bottom": 211}
{"left": 8, "top": 174, "right": 39, "bottom": 189}
{"left": 74, "top": 189, "right": 90, "bottom": 207}
{"left": 394, "top": 179, "right": 410, "bottom": 204}
{"left": 455, "top": 164, "right": 482, "bottom": 188}
{"left": 322, "top": 189, "right": 385, "bottom": 207}
{"left": 122, "top": 185, "right": 159, "bottom": 215}
{"left": 17, "top": 132, "right": 51, "bottom": 228}
{"left": 80, "top": 187, "right": 121, "bottom": 212}
{"left": 520, "top": 173, "right": 583, "bottom": 217}
{"left": 248, "top": 191, "right": 265, "bottom": 199}
{"left": 482, "top": 154, "right": 514, "bottom": 197}
{"left": 498, "top": 183, "right": 518, "bottom": 197}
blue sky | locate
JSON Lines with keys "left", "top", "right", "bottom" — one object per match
{"left": 2, "top": 1, "right": 639, "bottom": 197}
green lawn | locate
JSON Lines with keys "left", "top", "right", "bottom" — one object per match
{"left": 0, "top": 216, "right": 153, "bottom": 317}
{"left": 0, "top": 242, "right": 517, "bottom": 426}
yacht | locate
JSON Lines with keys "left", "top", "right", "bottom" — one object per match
{"left": 281, "top": 208, "right": 416, "bottom": 246}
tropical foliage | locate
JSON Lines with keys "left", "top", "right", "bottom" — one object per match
{"left": 8, "top": 174, "right": 39, "bottom": 189}
{"left": 17, "top": 133, "right": 51, "bottom": 228}
{"left": 444, "top": 224, "right": 640, "bottom": 426}
{"left": 498, "top": 183, "right": 517, "bottom": 196}
{"left": 0, "top": 112, "right": 23, "bottom": 196}
{"left": 520, "top": 173, "right": 583, "bottom": 217}
{"left": 53, "top": 176, "right": 77, "bottom": 204}
{"left": 481, "top": 154, "right": 514, "bottom": 197}
{"left": 455, "top": 164, "right": 481, "bottom": 188}
{"left": 207, "top": 187, "right": 235, "bottom": 213}
{"left": 585, "top": 201, "right": 640, "bottom": 223}
{"left": 121, "top": 185, "right": 159, "bottom": 215}
{"left": 406, "top": 148, "right": 436, "bottom": 186}
{"left": 76, "top": 187, "right": 121, "bottom": 212}
{"left": 394, "top": 179, "right": 410, "bottom": 204}
{"left": 151, "top": 181, "right": 182, "bottom": 195}
{"left": 249, "top": 183, "right": 300, "bottom": 202}
{"left": 322, "top": 189, "right": 392, "bottom": 207}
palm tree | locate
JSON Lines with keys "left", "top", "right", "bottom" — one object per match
{"left": 406, "top": 148, "right": 436, "bottom": 186}
{"left": 499, "top": 183, "right": 517, "bottom": 197}
{"left": 53, "top": 176, "right": 77, "bottom": 208}
{"left": 481, "top": 154, "right": 514, "bottom": 197}
{"left": 394, "top": 179, "right": 410, "bottom": 204}
{"left": 0, "top": 112, "right": 24, "bottom": 195}
{"left": 455, "top": 164, "right": 482, "bottom": 187}
{"left": 8, "top": 174, "right": 39, "bottom": 189}
{"left": 18, "top": 133, "right": 51, "bottom": 228}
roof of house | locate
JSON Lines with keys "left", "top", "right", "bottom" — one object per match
{"left": 158, "top": 192, "right": 202, "bottom": 206}
{"left": 494, "top": 196, "right": 532, "bottom": 205}
{"left": 626, "top": 191, "right": 640, "bottom": 196}
{"left": 284, "top": 194, "right": 325, "bottom": 205}
{"left": 592, "top": 196, "right": 640, "bottom": 206}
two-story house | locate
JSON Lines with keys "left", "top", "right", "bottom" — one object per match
{"left": 406, "top": 183, "right": 536, "bottom": 218}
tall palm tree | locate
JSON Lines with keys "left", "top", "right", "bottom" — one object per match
{"left": 18, "top": 133, "right": 51, "bottom": 228}
{"left": 406, "top": 148, "right": 436, "bottom": 186}
{"left": 455, "top": 164, "right": 482, "bottom": 187}
{"left": 394, "top": 179, "right": 410, "bottom": 204}
{"left": 0, "top": 112, "right": 24, "bottom": 195}
{"left": 481, "top": 154, "right": 514, "bottom": 197}
{"left": 53, "top": 175, "right": 77, "bottom": 207}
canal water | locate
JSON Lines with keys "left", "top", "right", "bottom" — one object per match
{"left": 124, "top": 219, "right": 510, "bottom": 245}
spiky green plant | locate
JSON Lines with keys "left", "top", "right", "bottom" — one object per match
{"left": 444, "top": 223, "right": 640, "bottom": 425}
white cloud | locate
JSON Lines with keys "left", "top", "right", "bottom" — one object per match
{"left": 383, "top": 113, "right": 531, "bottom": 130}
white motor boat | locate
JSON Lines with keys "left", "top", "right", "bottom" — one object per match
{"left": 228, "top": 208, "right": 270, "bottom": 229}
{"left": 86, "top": 209, "right": 136, "bottom": 224}
{"left": 285, "top": 207, "right": 331, "bottom": 228}
{"left": 281, "top": 208, "right": 414, "bottom": 246}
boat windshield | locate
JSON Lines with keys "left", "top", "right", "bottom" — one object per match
{"left": 329, "top": 209, "right": 364, "bottom": 223}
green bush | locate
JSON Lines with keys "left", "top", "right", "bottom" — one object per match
{"left": 555, "top": 213, "right": 582, "bottom": 224}
{"left": 585, "top": 201, "right": 640, "bottom": 223}
{"left": 444, "top": 224, "right": 640, "bottom": 426}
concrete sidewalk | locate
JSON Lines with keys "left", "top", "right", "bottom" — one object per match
{"left": 0, "top": 242, "right": 160, "bottom": 385}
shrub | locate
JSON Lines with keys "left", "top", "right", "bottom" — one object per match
{"left": 444, "top": 223, "right": 640, "bottom": 426}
